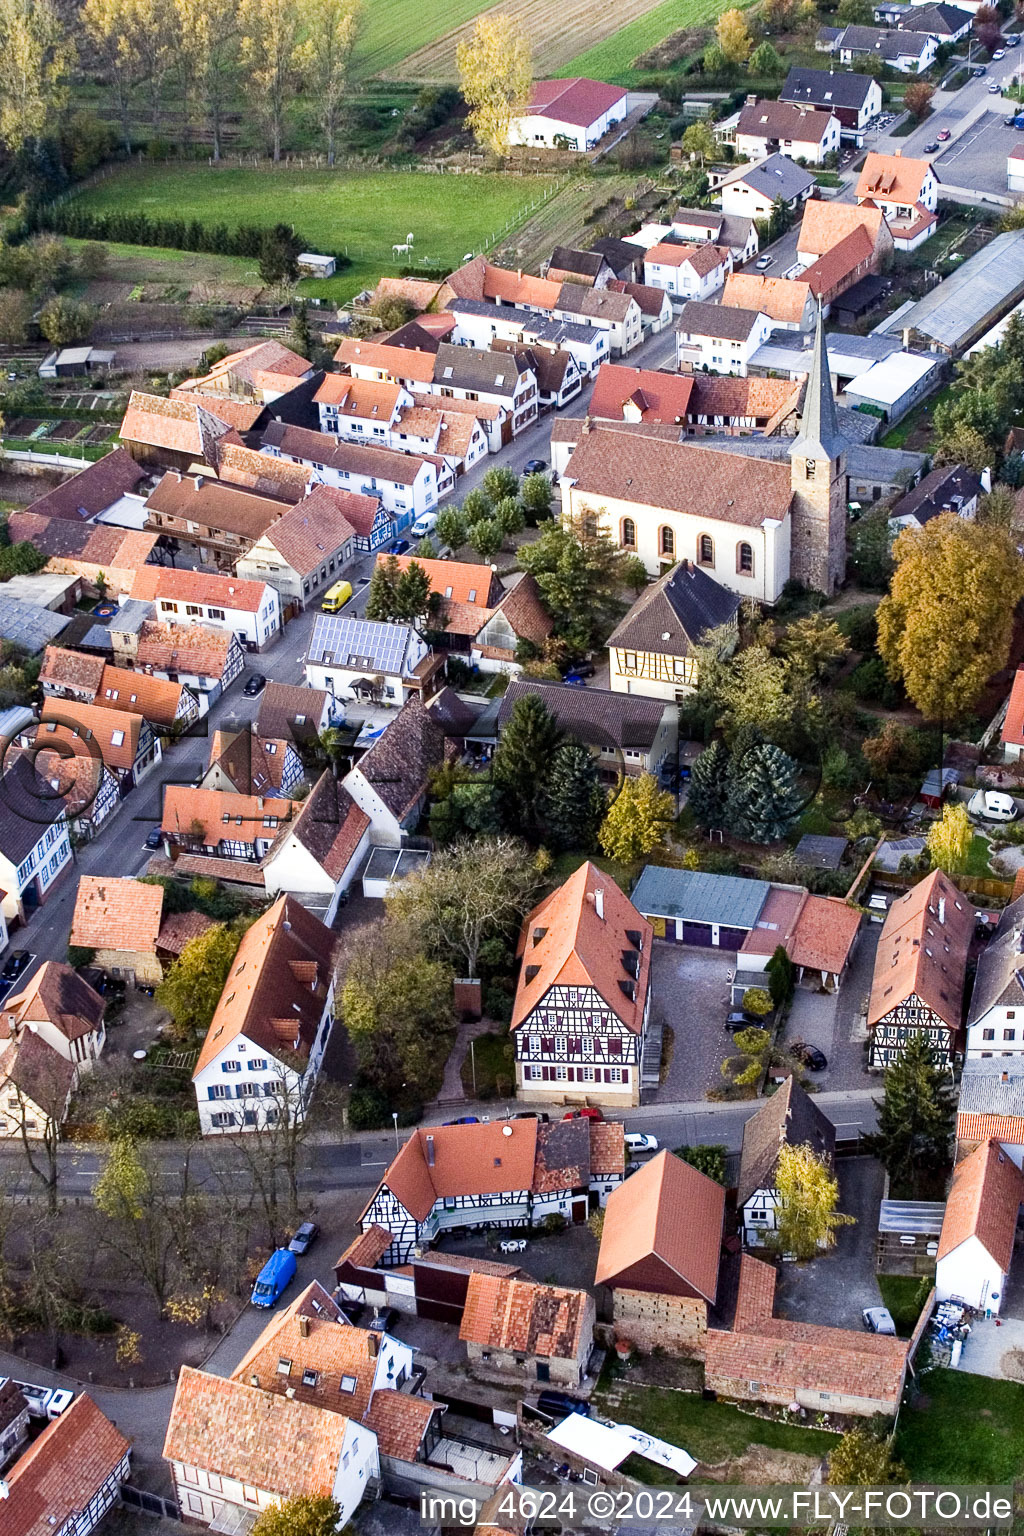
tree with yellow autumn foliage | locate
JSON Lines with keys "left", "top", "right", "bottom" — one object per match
{"left": 717, "top": 7, "right": 753, "bottom": 63}
{"left": 240, "top": 0, "right": 302, "bottom": 161}
{"left": 876, "top": 513, "right": 1024, "bottom": 721}
{"left": 771, "top": 1141, "right": 854, "bottom": 1260}
{"left": 926, "top": 802, "right": 972, "bottom": 875}
{"left": 456, "top": 13, "right": 531, "bottom": 158}
{"left": 0, "top": 0, "right": 73, "bottom": 153}
{"left": 295, "top": 0, "right": 361, "bottom": 166}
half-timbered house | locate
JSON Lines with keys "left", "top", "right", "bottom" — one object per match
{"left": 867, "top": 869, "right": 973, "bottom": 1068}
{"left": 511, "top": 862, "right": 653, "bottom": 1108}
{"left": 606, "top": 559, "right": 740, "bottom": 701}
{"left": 737, "top": 1075, "right": 836, "bottom": 1247}
{"left": 359, "top": 1117, "right": 624, "bottom": 1266}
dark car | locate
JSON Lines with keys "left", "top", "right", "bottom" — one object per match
{"left": 288, "top": 1220, "right": 320, "bottom": 1255}
{"left": 1, "top": 951, "right": 31, "bottom": 984}
{"left": 563, "top": 660, "right": 595, "bottom": 679}
{"left": 242, "top": 672, "right": 267, "bottom": 697}
{"left": 1007, "top": 33, "right": 1020, "bottom": 44}
{"left": 389, "top": 538, "right": 411, "bottom": 556}
{"left": 369, "top": 1307, "right": 396, "bottom": 1334}
{"left": 537, "top": 1390, "right": 589, "bottom": 1419}
{"left": 145, "top": 826, "right": 163, "bottom": 849}
{"left": 924, "top": 139, "right": 940, "bottom": 151}
{"left": 524, "top": 458, "right": 547, "bottom": 475}
{"left": 1005, "top": 116, "right": 1018, "bottom": 126}
{"left": 444, "top": 1115, "right": 479, "bottom": 1125}
{"left": 790, "top": 1041, "right": 828, "bottom": 1071}
{"left": 726, "top": 1011, "right": 767, "bottom": 1033}
{"left": 514, "top": 1110, "right": 550, "bottom": 1121}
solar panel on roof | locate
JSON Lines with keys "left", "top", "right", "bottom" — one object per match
{"left": 309, "top": 614, "right": 410, "bottom": 673}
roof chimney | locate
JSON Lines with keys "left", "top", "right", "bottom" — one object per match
{"left": 426, "top": 1133, "right": 435, "bottom": 1167}
{"left": 368, "top": 1332, "right": 380, "bottom": 1357}
{"left": 1003, "top": 1070, "right": 1010, "bottom": 1083}
{"left": 298, "top": 1314, "right": 310, "bottom": 1338}
{"left": 595, "top": 889, "right": 605, "bottom": 921}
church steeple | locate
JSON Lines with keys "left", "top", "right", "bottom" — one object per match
{"left": 790, "top": 303, "right": 845, "bottom": 466}
{"left": 788, "top": 303, "right": 846, "bottom": 594}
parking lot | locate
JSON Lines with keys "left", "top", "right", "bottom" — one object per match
{"left": 773, "top": 1156, "right": 887, "bottom": 1329}
{"left": 934, "top": 107, "right": 1024, "bottom": 198}
{"left": 650, "top": 941, "right": 738, "bottom": 1101}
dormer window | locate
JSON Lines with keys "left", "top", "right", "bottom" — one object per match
{"left": 277, "top": 1358, "right": 292, "bottom": 1375}
{"left": 805, "top": 460, "right": 816, "bottom": 480}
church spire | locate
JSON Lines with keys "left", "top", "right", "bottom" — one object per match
{"left": 790, "top": 302, "right": 845, "bottom": 466}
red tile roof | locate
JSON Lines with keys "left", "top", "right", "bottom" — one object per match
{"left": 867, "top": 869, "right": 973, "bottom": 1033}
{"left": 938, "top": 1138, "right": 1024, "bottom": 1271}
{"left": 37, "top": 697, "right": 142, "bottom": 771}
{"left": 130, "top": 565, "right": 272, "bottom": 614}
{"left": 362, "top": 1389, "right": 436, "bottom": 1461}
{"left": 135, "top": 620, "right": 237, "bottom": 680}
{"left": 1003, "top": 669, "right": 1024, "bottom": 749}
{"left": 1, "top": 961, "right": 104, "bottom": 1044}
{"left": 596, "top": 1150, "right": 724, "bottom": 1303}
{"left": 94, "top": 664, "right": 187, "bottom": 728}
{"left": 3, "top": 1393, "right": 130, "bottom": 1536}
{"left": 459, "top": 1274, "right": 592, "bottom": 1360}
{"left": 526, "top": 77, "right": 627, "bottom": 128}
{"left": 512, "top": 861, "right": 652, "bottom": 1033}
{"left": 258, "top": 486, "right": 362, "bottom": 574}
{"left": 71, "top": 875, "right": 164, "bottom": 952}
{"left": 369, "top": 1121, "right": 540, "bottom": 1223}
{"left": 162, "top": 784, "right": 291, "bottom": 846}
{"left": 788, "top": 896, "right": 861, "bottom": 976}
{"left": 590, "top": 363, "right": 694, "bottom": 423}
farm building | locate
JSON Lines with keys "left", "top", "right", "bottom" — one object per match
{"left": 508, "top": 79, "right": 628, "bottom": 152}
{"left": 885, "top": 230, "right": 1024, "bottom": 355}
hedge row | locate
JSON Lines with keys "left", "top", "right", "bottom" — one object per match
{"left": 22, "top": 203, "right": 350, "bottom": 269}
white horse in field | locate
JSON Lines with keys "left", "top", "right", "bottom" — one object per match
{"left": 392, "top": 242, "right": 410, "bottom": 256}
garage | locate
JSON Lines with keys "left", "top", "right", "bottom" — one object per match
{"left": 631, "top": 867, "right": 771, "bottom": 951}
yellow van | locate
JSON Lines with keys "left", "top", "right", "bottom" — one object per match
{"left": 321, "top": 580, "right": 353, "bottom": 614}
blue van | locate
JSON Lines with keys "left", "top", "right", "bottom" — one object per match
{"left": 251, "top": 1248, "right": 297, "bottom": 1308}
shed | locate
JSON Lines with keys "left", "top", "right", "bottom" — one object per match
{"left": 793, "top": 834, "right": 849, "bottom": 871}
{"left": 920, "top": 767, "right": 959, "bottom": 809}
{"left": 360, "top": 845, "right": 430, "bottom": 899}
{"left": 842, "top": 351, "right": 942, "bottom": 425}
{"left": 630, "top": 865, "right": 770, "bottom": 949}
{"left": 876, "top": 1198, "right": 945, "bottom": 1274}
{"left": 834, "top": 274, "right": 888, "bottom": 326}
{"left": 298, "top": 253, "right": 337, "bottom": 278}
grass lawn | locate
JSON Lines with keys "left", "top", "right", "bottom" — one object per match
{"left": 880, "top": 383, "right": 954, "bottom": 449}
{"left": 896, "top": 1370, "right": 1024, "bottom": 1481}
{"left": 72, "top": 165, "right": 560, "bottom": 302}
{"left": 460, "top": 1030, "right": 515, "bottom": 1099}
{"left": 548, "top": 849, "right": 640, "bottom": 894}
{"left": 964, "top": 833, "right": 994, "bottom": 878}
{"left": 598, "top": 1385, "right": 836, "bottom": 1472}
{"left": 351, "top": 0, "right": 493, "bottom": 79}
{"left": 877, "top": 1273, "right": 931, "bottom": 1336}
{"left": 558, "top": 0, "right": 747, "bottom": 84}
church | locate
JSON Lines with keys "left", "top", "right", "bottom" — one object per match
{"left": 559, "top": 313, "right": 846, "bottom": 603}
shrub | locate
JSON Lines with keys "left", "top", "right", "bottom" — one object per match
{"left": 347, "top": 1084, "right": 389, "bottom": 1130}
{"left": 742, "top": 986, "right": 773, "bottom": 1017}
{"left": 674, "top": 1143, "right": 727, "bottom": 1183}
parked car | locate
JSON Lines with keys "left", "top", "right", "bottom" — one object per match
{"left": 938, "top": 126, "right": 953, "bottom": 136}
{"left": 1007, "top": 33, "right": 1020, "bottom": 45}
{"left": 624, "top": 1132, "right": 659, "bottom": 1154}
{"left": 563, "top": 672, "right": 588, "bottom": 688}
{"left": 145, "top": 826, "right": 163, "bottom": 850}
{"left": 388, "top": 538, "right": 411, "bottom": 555}
{"left": 726, "top": 1011, "right": 766, "bottom": 1033}
{"left": 288, "top": 1220, "right": 320, "bottom": 1255}
{"left": 1016, "top": 115, "right": 1024, "bottom": 129}
{"left": 562, "top": 659, "right": 595, "bottom": 679}
{"left": 537, "top": 1390, "right": 589, "bottom": 1419}
{"left": 369, "top": 1307, "right": 396, "bottom": 1333}
{"left": 993, "top": 47, "right": 1006, "bottom": 58}
{"left": 412, "top": 511, "right": 438, "bottom": 537}
{"left": 863, "top": 1306, "right": 897, "bottom": 1336}
{"left": 251, "top": 1248, "right": 296, "bottom": 1308}
{"left": 924, "top": 139, "right": 940, "bottom": 151}
{"left": 988, "top": 80, "right": 1001, "bottom": 92}
{"left": 1, "top": 950, "right": 31, "bottom": 984}
{"left": 790, "top": 1041, "right": 828, "bottom": 1072}
{"left": 755, "top": 254, "right": 775, "bottom": 270}
{"left": 969, "top": 788, "right": 1019, "bottom": 823}
{"left": 563, "top": 1106, "right": 603, "bottom": 1121}
{"left": 1005, "top": 116, "right": 1018, "bottom": 127}
{"left": 242, "top": 672, "right": 267, "bottom": 697}
{"left": 514, "top": 1110, "right": 550, "bottom": 1121}
{"left": 444, "top": 1115, "right": 480, "bottom": 1125}
{"left": 524, "top": 458, "right": 547, "bottom": 475}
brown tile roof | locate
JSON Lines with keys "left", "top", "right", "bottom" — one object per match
{"left": 0, "top": 1375, "right": 26, "bottom": 1434}
{"left": 723, "top": 273, "right": 811, "bottom": 325}
{"left": 263, "top": 421, "right": 434, "bottom": 487}
{"left": 557, "top": 282, "right": 636, "bottom": 323}
{"left": 156, "top": 909, "right": 216, "bottom": 956}
{"left": 737, "top": 1075, "right": 836, "bottom": 1208}
{"left": 350, "top": 695, "right": 446, "bottom": 821}
{"left": 596, "top": 1150, "right": 724, "bottom": 1303}
{"left": 0, "top": 961, "right": 104, "bottom": 1045}
{"left": 362, "top": 1389, "right": 436, "bottom": 1461}
{"left": 565, "top": 421, "right": 794, "bottom": 527}
{"left": 216, "top": 440, "right": 312, "bottom": 502}
{"left": 130, "top": 564, "right": 271, "bottom": 614}
{"left": 646, "top": 241, "right": 721, "bottom": 272}
{"left": 193, "top": 895, "right": 335, "bottom": 1076}
{"left": 678, "top": 299, "right": 765, "bottom": 342}
{"left": 387, "top": 554, "right": 500, "bottom": 607}
{"left": 163, "top": 1366, "right": 349, "bottom": 1498}
{"left": 512, "top": 861, "right": 653, "bottom": 1034}
{"left": 259, "top": 488, "right": 362, "bottom": 575}
{"left": 688, "top": 374, "right": 802, "bottom": 426}
{"left": 369, "top": 1121, "right": 540, "bottom": 1224}
{"left": 71, "top": 875, "right": 164, "bottom": 952}
{"left": 460, "top": 1274, "right": 591, "bottom": 1361}
{"left": 374, "top": 275, "right": 444, "bottom": 310}
{"left": 206, "top": 728, "right": 292, "bottom": 794}
{"left": 606, "top": 559, "right": 740, "bottom": 659}
{"left": 135, "top": 620, "right": 236, "bottom": 680}
{"left": 120, "top": 390, "right": 230, "bottom": 460}
{"left": 938, "top": 1138, "right": 1024, "bottom": 1270}
{"left": 145, "top": 472, "right": 286, "bottom": 540}
{"left": 414, "top": 1252, "right": 523, "bottom": 1278}
{"left": 738, "top": 99, "right": 836, "bottom": 144}
{"left": 606, "top": 279, "right": 671, "bottom": 317}
{"left": 146, "top": 851, "right": 269, "bottom": 886}
{"left": 527, "top": 76, "right": 626, "bottom": 127}
{"left": 789, "top": 896, "right": 861, "bottom": 976}
{"left": 410, "top": 389, "right": 501, "bottom": 423}
{"left": 484, "top": 574, "right": 552, "bottom": 648}
{"left": 532, "top": 1117, "right": 591, "bottom": 1194}
{"left": 590, "top": 363, "right": 695, "bottom": 424}
{"left": 588, "top": 1120, "right": 625, "bottom": 1177}
{"left": 39, "top": 646, "right": 106, "bottom": 694}
{"left": 22, "top": 448, "right": 144, "bottom": 521}
{"left": 257, "top": 682, "right": 330, "bottom": 743}
{"left": 868, "top": 869, "right": 973, "bottom": 1032}
{"left": 856, "top": 152, "right": 931, "bottom": 207}
{"left": 801, "top": 224, "right": 876, "bottom": 300}
{"left": 733, "top": 1249, "right": 778, "bottom": 1329}
{"left": 169, "top": 387, "right": 266, "bottom": 432}
{"left": 7, "top": 510, "right": 158, "bottom": 573}
{"left": 3, "top": 1393, "right": 130, "bottom": 1536}
{"left": 706, "top": 1254, "right": 908, "bottom": 1409}
{"left": 798, "top": 200, "right": 887, "bottom": 257}
{"left": 94, "top": 664, "right": 187, "bottom": 728}
{"left": 195, "top": 341, "right": 311, "bottom": 396}
{"left": 283, "top": 771, "right": 370, "bottom": 882}
{"left": 162, "top": 784, "right": 291, "bottom": 847}
{"left": 37, "top": 697, "right": 141, "bottom": 772}
{"left": 0, "top": 1031, "right": 75, "bottom": 1116}
{"left": 231, "top": 1285, "right": 385, "bottom": 1420}
{"left": 336, "top": 1224, "right": 394, "bottom": 1270}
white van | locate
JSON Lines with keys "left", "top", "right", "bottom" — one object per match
{"left": 412, "top": 511, "right": 438, "bottom": 538}
{"left": 968, "top": 788, "right": 1019, "bottom": 823}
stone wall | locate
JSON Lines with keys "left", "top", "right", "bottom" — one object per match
{"left": 611, "top": 1288, "right": 708, "bottom": 1358}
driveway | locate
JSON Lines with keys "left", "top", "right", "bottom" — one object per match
{"left": 955, "top": 1315, "right": 1024, "bottom": 1381}
{"left": 649, "top": 941, "right": 737, "bottom": 1101}
{"left": 773, "top": 1156, "right": 887, "bottom": 1329}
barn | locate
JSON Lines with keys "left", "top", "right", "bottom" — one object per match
{"left": 630, "top": 866, "right": 770, "bottom": 950}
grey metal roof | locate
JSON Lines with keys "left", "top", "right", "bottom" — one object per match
{"left": 732, "top": 153, "right": 816, "bottom": 202}
{"left": 781, "top": 65, "right": 880, "bottom": 110}
{"left": 794, "top": 833, "right": 848, "bottom": 870}
{"left": 111, "top": 599, "right": 155, "bottom": 634}
{"left": 631, "top": 865, "right": 770, "bottom": 929}
{"left": 959, "top": 1062, "right": 1024, "bottom": 1118}
{"left": 749, "top": 329, "right": 903, "bottom": 375}
{"left": 446, "top": 299, "right": 599, "bottom": 346}
{"left": 896, "top": 230, "right": 1024, "bottom": 349}
{"left": 691, "top": 429, "right": 924, "bottom": 485}
{"left": 878, "top": 1199, "right": 945, "bottom": 1235}
{"left": 0, "top": 596, "right": 72, "bottom": 654}
{"left": 308, "top": 614, "right": 413, "bottom": 674}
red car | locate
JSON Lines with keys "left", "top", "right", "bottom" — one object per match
{"left": 937, "top": 128, "right": 951, "bottom": 141}
{"left": 563, "top": 1107, "right": 604, "bottom": 1122}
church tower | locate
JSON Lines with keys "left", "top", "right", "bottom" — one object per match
{"left": 789, "top": 307, "right": 846, "bottom": 594}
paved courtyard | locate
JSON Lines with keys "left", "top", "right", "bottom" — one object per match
{"left": 773, "top": 1157, "right": 887, "bottom": 1329}
{"left": 649, "top": 942, "right": 736, "bottom": 1101}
